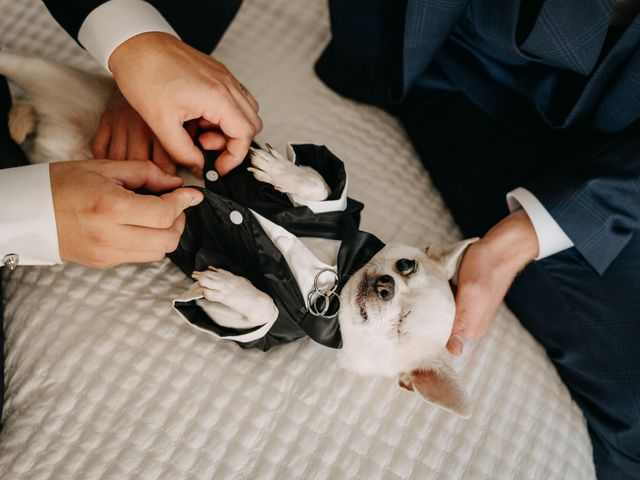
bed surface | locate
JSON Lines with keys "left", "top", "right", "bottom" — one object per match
{"left": 0, "top": 0, "right": 595, "bottom": 478}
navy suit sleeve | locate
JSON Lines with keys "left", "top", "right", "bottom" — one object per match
{"left": 528, "top": 123, "right": 640, "bottom": 275}
{"left": 41, "top": 0, "right": 242, "bottom": 53}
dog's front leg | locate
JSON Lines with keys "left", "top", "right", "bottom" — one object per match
{"left": 192, "top": 267, "right": 277, "bottom": 330}
{"left": 248, "top": 145, "right": 330, "bottom": 202}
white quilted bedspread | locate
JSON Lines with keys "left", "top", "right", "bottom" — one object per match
{"left": 0, "top": 0, "right": 595, "bottom": 478}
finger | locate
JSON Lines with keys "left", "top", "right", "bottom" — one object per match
{"left": 199, "top": 118, "right": 216, "bottom": 129}
{"left": 118, "top": 211, "right": 185, "bottom": 253}
{"left": 202, "top": 100, "right": 256, "bottom": 175}
{"left": 91, "top": 159, "right": 183, "bottom": 192}
{"left": 228, "top": 85, "right": 263, "bottom": 134}
{"left": 108, "top": 125, "right": 128, "bottom": 160}
{"left": 111, "top": 186, "right": 203, "bottom": 229}
{"left": 128, "top": 126, "right": 152, "bottom": 161}
{"left": 152, "top": 117, "right": 205, "bottom": 170}
{"left": 237, "top": 82, "right": 259, "bottom": 113}
{"left": 108, "top": 248, "right": 168, "bottom": 266}
{"left": 91, "top": 116, "right": 112, "bottom": 159}
{"left": 198, "top": 130, "right": 227, "bottom": 151}
{"left": 185, "top": 119, "right": 199, "bottom": 141}
{"left": 152, "top": 137, "right": 177, "bottom": 176}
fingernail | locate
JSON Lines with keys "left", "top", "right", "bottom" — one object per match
{"left": 189, "top": 194, "right": 203, "bottom": 207}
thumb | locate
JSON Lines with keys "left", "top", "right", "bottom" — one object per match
{"left": 159, "top": 187, "right": 204, "bottom": 212}
{"left": 447, "top": 304, "right": 472, "bottom": 357}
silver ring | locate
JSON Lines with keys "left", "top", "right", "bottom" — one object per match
{"left": 308, "top": 289, "right": 340, "bottom": 318}
{"left": 314, "top": 268, "right": 339, "bottom": 294}
{"left": 307, "top": 268, "right": 340, "bottom": 318}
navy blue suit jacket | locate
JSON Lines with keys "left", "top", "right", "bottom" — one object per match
{"left": 44, "top": 0, "right": 640, "bottom": 274}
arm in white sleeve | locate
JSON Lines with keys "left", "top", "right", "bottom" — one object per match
{"left": 78, "top": 0, "right": 180, "bottom": 72}
{"left": 507, "top": 186, "right": 574, "bottom": 260}
{"left": 0, "top": 164, "right": 62, "bottom": 267}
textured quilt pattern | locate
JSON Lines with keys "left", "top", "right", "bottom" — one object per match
{"left": 0, "top": 0, "right": 595, "bottom": 478}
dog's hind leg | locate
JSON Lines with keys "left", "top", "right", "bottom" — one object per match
{"left": 0, "top": 50, "right": 115, "bottom": 162}
{"left": 8, "top": 101, "right": 35, "bottom": 144}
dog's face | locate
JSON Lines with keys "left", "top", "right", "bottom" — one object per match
{"left": 338, "top": 239, "right": 477, "bottom": 417}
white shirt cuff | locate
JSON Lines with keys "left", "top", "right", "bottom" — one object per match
{"left": 0, "top": 163, "right": 62, "bottom": 266}
{"left": 507, "top": 187, "right": 574, "bottom": 260}
{"left": 78, "top": 0, "right": 180, "bottom": 72}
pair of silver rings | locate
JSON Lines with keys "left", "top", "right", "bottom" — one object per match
{"left": 307, "top": 269, "right": 340, "bottom": 318}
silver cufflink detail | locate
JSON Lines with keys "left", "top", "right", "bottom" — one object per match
{"left": 3, "top": 253, "right": 19, "bottom": 270}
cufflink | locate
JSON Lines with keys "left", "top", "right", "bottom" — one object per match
{"left": 3, "top": 253, "right": 19, "bottom": 270}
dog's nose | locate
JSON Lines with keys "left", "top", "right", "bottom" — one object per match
{"left": 374, "top": 275, "right": 395, "bottom": 301}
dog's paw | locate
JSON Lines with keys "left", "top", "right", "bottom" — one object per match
{"left": 8, "top": 101, "right": 36, "bottom": 144}
{"left": 192, "top": 266, "right": 276, "bottom": 328}
{"left": 248, "top": 144, "right": 330, "bottom": 202}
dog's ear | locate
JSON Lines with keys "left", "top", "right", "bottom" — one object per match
{"left": 425, "top": 238, "right": 479, "bottom": 279}
{"left": 398, "top": 363, "right": 471, "bottom": 418}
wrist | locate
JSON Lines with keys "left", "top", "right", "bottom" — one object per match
{"left": 108, "top": 31, "right": 180, "bottom": 76}
{"left": 479, "top": 210, "right": 539, "bottom": 272}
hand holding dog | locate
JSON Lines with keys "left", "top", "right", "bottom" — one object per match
{"left": 447, "top": 210, "right": 539, "bottom": 355}
{"left": 108, "top": 32, "right": 262, "bottom": 176}
{"left": 50, "top": 160, "right": 203, "bottom": 268}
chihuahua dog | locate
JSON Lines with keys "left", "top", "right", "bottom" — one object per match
{"left": 1, "top": 50, "right": 475, "bottom": 417}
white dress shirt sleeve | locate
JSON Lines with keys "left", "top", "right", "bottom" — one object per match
{"left": 507, "top": 186, "right": 574, "bottom": 260}
{"left": 78, "top": 0, "right": 180, "bottom": 72}
{"left": 0, "top": 163, "right": 62, "bottom": 267}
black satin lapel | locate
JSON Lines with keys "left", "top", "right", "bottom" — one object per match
{"left": 337, "top": 218, "right": 385, "bottom": 287}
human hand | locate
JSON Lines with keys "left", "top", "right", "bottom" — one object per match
{"left": 446, "top": 210, "right": 539, "bottom": 355}
{"left": 92, "top": 89, "right": 178, "bottom": 175}
{"left": 108, "top": 32, "right": 262, "bottom": 176}
{"left": 50, "top": 159, "right": 204, "bottom": 268}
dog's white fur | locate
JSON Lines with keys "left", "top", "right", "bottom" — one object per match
{"left": 1, "top": 50, "right": 475, "bottom": 417}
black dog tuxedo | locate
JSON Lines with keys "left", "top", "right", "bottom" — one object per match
{"left": 169, "top": 144, "right": 384, "bottom": 351}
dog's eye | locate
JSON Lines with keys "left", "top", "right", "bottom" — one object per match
{"left": 395, "top": 258, "right": 417, "bottom": 275}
